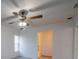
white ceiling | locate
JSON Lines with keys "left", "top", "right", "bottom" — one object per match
{"left": 1, "top": 0, "right": 78, "bottom": 29}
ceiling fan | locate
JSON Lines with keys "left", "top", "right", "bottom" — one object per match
{"left": 2, "top": 0, "right": 77, "bottom": 27}
{"left": 8, "top": 9, "right": 43, "bottom": 26}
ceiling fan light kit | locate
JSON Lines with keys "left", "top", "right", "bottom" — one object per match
{"left": 19, "top": 22, "right": 27, "bottom": 27}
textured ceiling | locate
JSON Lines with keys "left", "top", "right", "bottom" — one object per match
{"left": 1, "top": 0, "right": 78, "bottom": 29}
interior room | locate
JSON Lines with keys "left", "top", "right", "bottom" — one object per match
{"left": 1, "top": 0, "right": 78, "bottom": 59}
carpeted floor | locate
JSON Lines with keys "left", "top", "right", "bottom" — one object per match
{"left": 11, "top": 56, "right": 32, "bottom": 59}
{"left": 11, "top": 56, "right": 52, "bottom": 59}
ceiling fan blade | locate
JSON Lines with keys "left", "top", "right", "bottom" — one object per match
{"left": 2, "top": 16, "right": 17, "bottom": 23}
{"left": 29, "top": 15, "right": 43, "bottom": 19}
{"left": 13, "top": 12, "right": 18, "bottom": 16}
{"left": 9, "top": 0, "right": 19, "bottom": 8}
{"left": 29, "top": 0, "right": 70, "bottom": 12}
{"left": 73, "top": 3, "right": 78, "bottom": 8}
{"left": 8, "top": 21, "right": 16, "bottom": 24}
{"left": 8, "top": 20, "right": 19, "bottom": 24}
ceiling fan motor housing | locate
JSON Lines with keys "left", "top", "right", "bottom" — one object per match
{"left": 19, "top": 9, "right": 28, "bottom": 16}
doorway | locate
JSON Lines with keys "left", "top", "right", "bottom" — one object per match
{"left": 37, "top": 30, "right": 53, "bottom": 59}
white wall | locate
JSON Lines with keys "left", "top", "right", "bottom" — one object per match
{"left": 20, "top": 30, "right": 37, "bottom": 59}
{"left": 19, "top": 24, "right": 63, "bottom": 59}
{"left": 74, "top": 27, "right": 78, "bottom": 59}
{"left": 1, "top": 25, "right": 19, "bottom": 59}
{"left": 53, "top": 27, "right": 73, "bottom": 59}
{"left": 19, "top": 23, "right": 75, "bottom": 59}
{"left": 73, "top": 16, "right": 78, "bottom": 59}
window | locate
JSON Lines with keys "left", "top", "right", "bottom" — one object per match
{"left": 14, "top": 35, "right": 19, "bottom": 52}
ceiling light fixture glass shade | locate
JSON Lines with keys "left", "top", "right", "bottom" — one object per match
{"left": 19, "top": 22, "right": 27, "bottom": 27}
